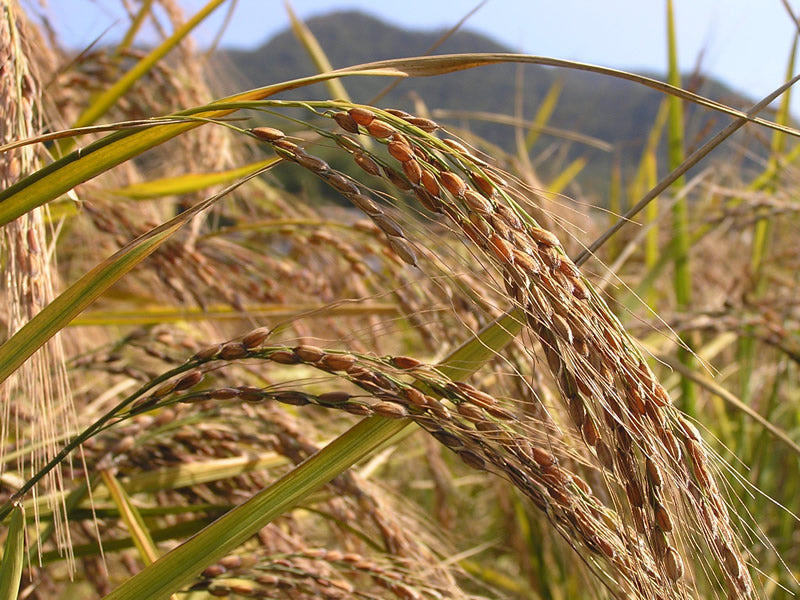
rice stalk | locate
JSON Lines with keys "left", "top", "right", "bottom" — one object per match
{"left": 736, "top": 32, "right": 798, "bottom": 442}
{"left": 0, "top": 0, "right": 76, "bottom": 566}
{"left": 3, "top": 89, "right": 781, "bottom": 599}
{"left": 665, "top": 0, "right": 696, "bottom": 415}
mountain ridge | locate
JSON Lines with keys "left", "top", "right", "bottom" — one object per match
{"left": 211, "top": 10, "right": 766, "bottom": 202}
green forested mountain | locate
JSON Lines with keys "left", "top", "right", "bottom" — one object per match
{"left": 213, "top": 11, "right": 770, "bottom": 202}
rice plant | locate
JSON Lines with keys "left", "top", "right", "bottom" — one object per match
{"left": 1, "top": 1, "right": 799, "bottom": 599}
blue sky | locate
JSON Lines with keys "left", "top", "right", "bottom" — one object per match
{"left": 38, "top": 1, "right": 800, "bottom": 113}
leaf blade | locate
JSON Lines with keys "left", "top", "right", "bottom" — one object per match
{"left": 0, "top": 505, "right": 24, "bottom": 600}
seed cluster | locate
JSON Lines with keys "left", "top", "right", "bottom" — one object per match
{"left": 195, "top": 549, "right": 448, "bottom": 599}
{"left": 130, "top": 336, "right": 688, "bottom": 597}
{"left": 248, "top": 103, "right": 755, "bottom": 597}
{"left": 87, "top": 376, "right": 460, "bottom": 594}
{"left": 251, "top": 126, "right": 418, "bottom": 268}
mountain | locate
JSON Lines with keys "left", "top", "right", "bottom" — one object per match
{"left": 212, "top": 11, "right": 768, "bottom": 204}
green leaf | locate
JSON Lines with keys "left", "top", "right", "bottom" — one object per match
{"left": 525, "top": 80, "right": 562, "bottom": 150}
{"left": 0, "top": 222, "right": 178, "bottom": 385}
{"left": 4, "top": 53, "right": 796, "bottom": 228}
{"left": 0, "top": 70, "right": 386, "bottom": 227}
{"left": 110, "top": 158, "right": 278, "bottom": 199}
{"left": 70, "top": 301, "right": 400, "bottom": 326}
{"left": 665, "top": 0, "right": 696, "bottom": 414}
{"left": 23, "top": 454, "right": 288, "bottom": 518}
{"left": 101, "top": 470, "right": 160, "bottom": 566}
{"left": 546, "top": 157, "right": 585, "bottom": 196}
{"left": 286, "top": 2, "right": 351, "bottom": 102}
{"left": 0, "top": 505, "right": 24, "bottom": 600}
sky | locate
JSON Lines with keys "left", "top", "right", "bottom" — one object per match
{"left": 32, "top": 0, "right": 800, "bottom": 113}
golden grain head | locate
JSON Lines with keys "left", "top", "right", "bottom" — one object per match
{"left": 269, "top": 349, "right": 301, "bottom": 364}
{"left": 353, "top": 151, "right": 382, "bottom": 176}
{"left": 372, "top": 214, "right": 405, "bottom": 238}
{"left": 210, "top": 388, "right": 240, "bottom": 400}
{"left": 348, "top": 106, "right": 375, "bottom": 126}
{"left": 401, "top": 159, "right": 423, "bottom": 184}
{"left": 317, "top": 391, "right": 352, "bottom": 405}
{"left": 242, "top": 327, "right": 271, "bottom": 349}
{"left": 175, "top": 370, "right": 204, "bottom": 391}
{"left": 406, "top": 116, "right": 439, "bottom": 132}
{"left": 439, "top": 171, "right": 466, "bottom": 197}
{"left": 194, "top": 344, "right": 222, "bottom": 360}
{"left": 333, "top": 111, "right": 359, "bottom": 133}
{"left": 457, "top": 449, "right": 487, "bottom": 470}
{"left": 250, "top": 126, "right": 285, "bottom": 141}
{"left": 471, "top": 171, "right": 495, "bottom": 197}
{"left": 489, "top": 233, "right": 514, "bottom": 264}
{"left": 442, "top": 138, "right": 470, "bottom": 154}
{"left": 272, "top": 137, "right": 298, "bottom": 152}
{"left": 413, "top": 186, "right": 442, "bottom": 213}
{"left": 349, "top": 192, "right": 382, "bottom": 216}
{"left": 320, "top": 353, "right": 357, "bottom": 371}
{"left": 326, "top": 171, "right": 361, "bottom": 195}
{"left": 372, "top": 401, "right": 408, "bottom": 418}
{"left": 529, "top": 226, "right": 562, "bottom": 248}
{"left": 419, "top": 169, "right": 440, "bottom": 196}
{"left": 294, "top": 150, "right": 330, "bottom": 173}
{"left": 387, "top": 139, "right": 415, "bottom": 162}
{"left": 464, "top": 189, "right": 493, "bottom": 215}
{"left": 654, "top": 503, "right": 673, "bottom": 532}
{"left": 391, "top": 355, "right": 423, "bottom": 369}
{"left": 403, "top": 387, "right": 427, "bottom": 407}
{"left": 664, "top": 547, "right": 684, "bottom": 583}
{"left": 220, "top": 342, "right": 248, "bottom": 360}
{"left": 153, "top": 380, "right": 177, "bottom": 397}
{"left": 366, "top": 119, "right": 396, "bottom": 139}
{"left": 386, "top": 236, "right": 418, "bottom": 266}
{"left": 384, "top": 165, "right": 413, "bottom": 191}
{"left": 272, "top": 390, "right": 312, "bottom": 406}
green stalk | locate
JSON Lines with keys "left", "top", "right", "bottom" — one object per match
{"left": 666, "top": 0, "right": 695, "bottom": 414}
{"left": 607, "top": 155, "right": 621, "bottom": 261}
{"left": 573, "top": 71, "right": 800, "bottom": 266}
{"left": 525, "top": 80, "right": 563, "bottom": 151}
{"left": 643, "top": 151, "right": 659, "bottom": 308}
{"left": 626, "top": 99, "right": 668, "bottom": 307}
{"left": 737, "top": 33, "right": 797, "bottom": 425}
{"left": 114, "top": 0, "right": 154, "bottom": 56}
{"left": 40, "top": 519, "right": 213, "bottom": 565}
{"left": 0, "top": 161, "right": 277, "bottom": 390}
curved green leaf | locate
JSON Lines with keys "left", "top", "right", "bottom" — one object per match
{"left": 111, "top": 158, "right": 278, "bottom": 199}
{"left": 3, "top": 53, "right": 797, "bottom": 228}
{"left": 71, "top": 301, "right": 401, "bottom": 326}
{"left": 0, "top": 69, "right": 393, "bottom": 227}
{"left": 0, "top": 222, "right": 178, "bottom": 384}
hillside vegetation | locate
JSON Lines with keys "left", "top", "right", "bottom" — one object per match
{"left": 215, "top": 11, "right": 769, "bottom": 202}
